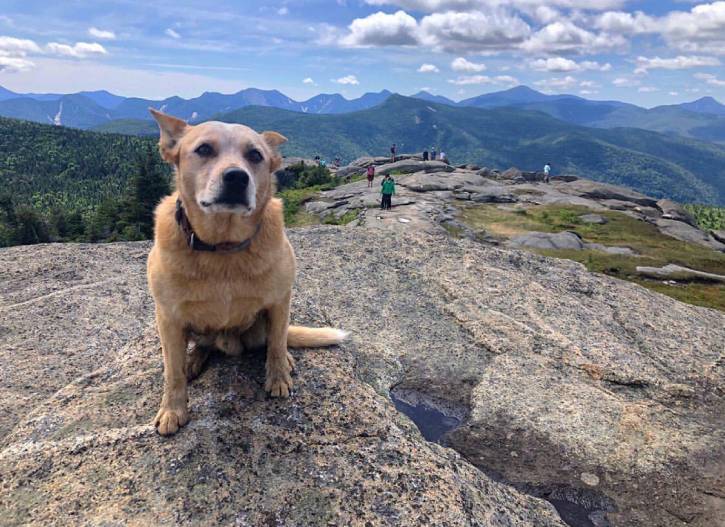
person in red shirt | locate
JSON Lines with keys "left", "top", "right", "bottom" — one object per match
{"left": 366, "top": 164, "right": 375, "bottom": 188}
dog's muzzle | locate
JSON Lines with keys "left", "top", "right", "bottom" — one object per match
{"left": 214, "top": 168, "right": 250, "bottom": 207}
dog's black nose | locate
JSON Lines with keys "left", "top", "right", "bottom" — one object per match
{"left": 222, "top": 168, "right": 249, "bottom": 186}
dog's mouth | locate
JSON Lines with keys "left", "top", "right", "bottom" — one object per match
{"left": 199, "top": 196, "right": 255, "bottom": 215}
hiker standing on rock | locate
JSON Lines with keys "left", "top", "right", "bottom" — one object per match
{"left": 390, "top": 143, "right": 397, "bottom": 163}
{"left": 380, "top": 174, "right": 395, "bottom": 210}
{"left": 431, "top": 147, "right": 437, "bottom": 161}
{"left": 366, "top": 165, "right": 375, "bottom": 188}
{"left": 439, "top": 151, "right": 448, "bottom": 164}
{"left": 423, "top": 149, "right": 429, "bottom": 161}
{"left": 544, "top": 162, "right": 552, "bottom": 183}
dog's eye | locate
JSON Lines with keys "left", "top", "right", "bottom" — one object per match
{"left": 194, "top": 143, "right": 214, "bottom": 157}
{"left": 246, "top": 148, "right": 264, "bottom": 164}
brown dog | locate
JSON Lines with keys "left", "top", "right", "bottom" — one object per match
{"left": 147, "top": 109, "right": 347, "bottom": 436}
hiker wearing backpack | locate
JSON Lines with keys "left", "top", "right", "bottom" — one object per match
{"left": 380, "top": 174, "right": 395, "bottom": 210}
{"left": 366, "top": 165, "right": 375, "bottom": 188}
{"left": 390, "top": 143, "right": 397, "bottom": 163}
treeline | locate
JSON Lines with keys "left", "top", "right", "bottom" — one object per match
{"left": 684, "top": 204, "right": 725, "bottom": 231}
{"left": 0, "top": 146, "right": 170, "bottom": 246}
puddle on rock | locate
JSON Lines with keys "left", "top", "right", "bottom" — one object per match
{"left": 390, "top": 391, "right": 461, "bottom": 443}
{"left": 389, "top": 387, "right": 611, "bottom": 527}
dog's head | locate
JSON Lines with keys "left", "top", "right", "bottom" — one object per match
{"left": 150, "top": 109, "right": 286, "bottom": 216}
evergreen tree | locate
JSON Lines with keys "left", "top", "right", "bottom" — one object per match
{"left": 121, "top": 145, "right": 171, "bottom": 239}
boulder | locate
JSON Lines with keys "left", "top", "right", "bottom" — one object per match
{"left": 1, "top": 228, "right": 723, "bottom": 527}
{"left": 335, "top": 166, "right": 366, "bottom": 179}
{"left": 348, "top": 156, "right": 390, "bottom": 168}
{"left": 585, "top": 243, "right": 637, "bottom": 255}
{"left": 656, "top": 199, "right": 697, "bottom": 226}
{"left": 0, "top": 240, "right": 566, "bottom": 527}
{"left": 711, "top": 229, "right": 725, "bottom": 244}
{"left": 580, "top": 213, "right": 608, "bottom": 224}
{"left": 469, "top": 188, "right": 518, "bottom": 203}
{"left": 561, "top": 180, "right": 659, "bottom": 207}
{"left": 655, "top": 218, "right": 725, "bottom": 251}
{"left": 377, "top": 160, "right": 454, "bottom": 176}
{"left": 508, "top": 231, "right": 585, "bottom": 250}
{"left": 636, "top": 264, "right": 725, "bottom": 283}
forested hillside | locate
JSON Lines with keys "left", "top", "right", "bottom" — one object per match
{"left": 215, "top": 95, "right": 725, "bottom": 205}
{"left": 0, "top": 116, "right": 170, "bottom": 246}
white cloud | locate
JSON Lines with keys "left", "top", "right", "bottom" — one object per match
{"left": 451, "top": 57, "right": 486, "bottom": 72}
{"left": 340, "top": 10, "right": 419, "bottom": 47}
{"left": 334, "top": 74, "right": 359, "bottom": 85}
{"left": 418, "top": 63, "right": 440, "bottom": 73}
{"left": 596, "top": 3, "right": 725, "bottom": 55}
{"left": 165, "top": 28, "right": 181, "bottom": 39}
{"left": 303, "top": 77, "right": 315, "bottom": 84}
{"left": 0, "top": 57, "right": 246, "bottom": 99}
{"left": 419, "top": 10, "right": 531, "bottom": 53}
{"left": 579, "top": 89, "right": 598, "bottom": 95}
{"left": 594, "top": 11, "right": 656, "bottom": 34}
{"left": 0, "top": 36, "right": 41, "bottom": 55}
{"left": 88, "top": 27, "right": 116, "bottom": 40}
{"left": 46, "top": 42, "right": 107, "bottom": 58}
{"left": 448, "top": 74, "right": 518, "bottom": 85}
{"left": 534, "top": 75, "right": 578, "bottom": 89}
{"left": 634, "top": 55, "right": 720, "bottom": 74}
{"left": 695, "top": 72, "right": 725, "bottom": 87}
{"left": 521, "top": 20, "right": 625, "bottom": 54}
{"left": 278, "top": 7, "right": 289, "bottom": 15}
{"left": 612, "top": 76, "right": 640, "bottom": 87}
{"left": 0, "top": 56, "right": 34, "bottom": 72}
{"left": 530, "top": 57, "right": 610, "bottom": 72}
{"left": 638, "top": 86, "right": 658, "bottom": 93}
{"left": 669, "top": 91, "right": 679, "bottom": 96}
{"left": 364, "top": 0, "right": 626, "bottom": 12}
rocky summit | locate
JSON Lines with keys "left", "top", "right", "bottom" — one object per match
{"left": 0, "top": 162, "right": 724, "bottom": 526}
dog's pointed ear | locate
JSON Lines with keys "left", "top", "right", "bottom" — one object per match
{"left": 149, "top": 108, "right": 188, "bottom": 164}
{"left": 262, "top": 131, "right": 287, "bottom": 149}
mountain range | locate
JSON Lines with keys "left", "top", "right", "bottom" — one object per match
{"left": 3, "top": 94, "right": 723, "bottom": 206}
{"left": 1, "top": 84, "right": 724, "bottom": 144}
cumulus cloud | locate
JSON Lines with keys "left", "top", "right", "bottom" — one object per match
{"left": 0, "top": 56, "right": 34, "bottom": 72}
{"left": 593, "top": 11, "right": 656, "bottom": 34}
{"left": 46, "top": 41, "right": 108, "bottom": 58}
{"left": 303, "top": 77, "right": 315, "bottom": 84}
{"left": 340, "top": 10, "right": 419, "bottom": 47}
{"left": 364, "top": 0, "right": 626, "bottom": 12}
{"left": 612, "top": 77, "right": 640, "bottom": 87}
{"left": 451, "top": 57, "right": 486, "bottom": 72}
{"left": 0, "top": 36, "right": 41, "bottom": 55}
{"left": 448, "top": 74, "right": 518, "bottom": 85}
{"left": 334, "top": 74, "right": 359, "bottom": 85}
{"left": 638, "top": 86, "right": 658, "bottom": 93}
{"left": 419, "top": 10, "right": 531, "bottom": 52}
{"left": 418, "top": 63, "right": 440, "bottom": 72}
{"left": 521, "top": 20, "right": 625, "bottom": 54}
{"left": 633, "top": 55, "right": 720, "bottom": 74}
{"left": 534, "top": 75, "right": 578, "bottom": 89}
{"left": 695, "top": 72, "right": 725, "bottom": 87}
{"left": 88, "top": 27, "right": 116, "bottom": 40}
{"left": 165, "top": 28, "right": 181, "bottom": 39}
{"left": 530, "top": 56, "right": 610, "bottom": 72}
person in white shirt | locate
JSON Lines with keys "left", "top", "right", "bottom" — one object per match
{"left": 543, "top": 162, "right": 552, "bottom": 183}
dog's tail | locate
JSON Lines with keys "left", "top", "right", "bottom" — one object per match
{"left": 287, "top": 325, "right": 349, "bottom": 348}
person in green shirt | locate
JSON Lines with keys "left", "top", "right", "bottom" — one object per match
{"left": 380, "top": 174, "right": 395, "bottom": 210}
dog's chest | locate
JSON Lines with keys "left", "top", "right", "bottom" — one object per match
{"left": 181, "top": 279, "right": 263, "bottom": 331}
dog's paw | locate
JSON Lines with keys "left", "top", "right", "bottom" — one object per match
{"left": 154, "top": 405, "right": 189, "bottom": 436}
{"left": 186, "top": 346, "right": 210, "bottom": 381}
{"left": 265, "top": 352, "right": 295, "bottom": 398}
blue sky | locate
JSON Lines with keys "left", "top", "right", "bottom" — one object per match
{"left": 0, "top": 0, "right": 724, "bottom": 106}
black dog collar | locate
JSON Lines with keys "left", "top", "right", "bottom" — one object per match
{"left": 175, "top": 199, "right": 261, "bottom": 253}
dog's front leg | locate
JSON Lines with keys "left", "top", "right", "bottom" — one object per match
{"left": 264, "top": 294, "right": 296, "bottom": 397}
{"left": 154, "top": 310, "right": 190, "bottom": 435}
